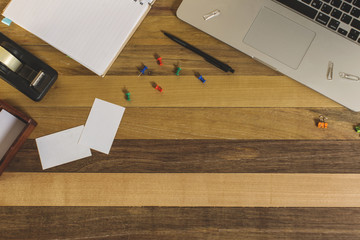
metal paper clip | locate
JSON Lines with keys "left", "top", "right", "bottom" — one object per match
{"left": 327, "top": 61, "right": 333, "bottom": 80}
{"left": 203, "top": 9, "right": 221, "bottom": 21}
{"left": 339, "top": 72, "right": 360, "bottom": 81}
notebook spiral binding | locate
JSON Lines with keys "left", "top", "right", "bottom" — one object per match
{"left": 133, "top": 0, "right": 155, "bottom": 6}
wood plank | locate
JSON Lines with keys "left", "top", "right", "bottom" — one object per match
{"left": 0, "top": 8, "right": 282, "bottom": 77}
{"left": 0, "top": 42, "right": 274, "bottom": 77}
{"left": 7, "top": 139, "right": 360, "bottom": 174}
{"left": 11, "top": 107, "right": 359, "bottom": 140}
{"left": 1, "top": 76, "right": 338, "bottom": 108}
{"left": 2, "top": 173, "right": 360, "bottom": 207}
{"left": 1, "top": 207, "right": 360, "bottom": 240}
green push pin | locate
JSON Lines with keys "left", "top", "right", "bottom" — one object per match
{"left": 355, "top": 125, "right": 360, "bottom": 133}
{"left": 125, "top": 92, "right": 131, "bottom": 101}
{"left": 175, "top": 66, "right": 182, "bottom": 76}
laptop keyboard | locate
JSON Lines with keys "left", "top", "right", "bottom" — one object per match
{"left": 274, "top": 0, "right": 360, "bottom": 43}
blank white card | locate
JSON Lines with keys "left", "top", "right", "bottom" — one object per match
{"left": 79, "top": 98, "right": 125, "bottom": 154}
{"left": 36, "top": 126, "right": 92, "bottom": 170}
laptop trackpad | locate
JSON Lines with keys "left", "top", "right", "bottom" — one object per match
{"left": 243, "top": 7, "right": 316, "bottom": 70}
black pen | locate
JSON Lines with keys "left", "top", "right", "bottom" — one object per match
{"left": 162, "top": 31, "right": 235, "bottom": 73}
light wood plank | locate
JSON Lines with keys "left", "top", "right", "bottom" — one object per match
{"left": 1, "top": 173, "right": 360, "bottom": 207}
{"left": 16, "top": 107, "right": 359, "bottom": 140}
{"left": 0, "top": 76, "right": 338, "bottom": 108}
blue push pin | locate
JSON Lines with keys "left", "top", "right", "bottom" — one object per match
{"left": 198, "top": 75, "right": 206, "bottom": 83}
{"left": 138, "top": 65, "right": 148, "bottom": 77}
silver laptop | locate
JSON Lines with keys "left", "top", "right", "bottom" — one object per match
{"left": 177, "top": 0, "right": 360, "bottom": 111}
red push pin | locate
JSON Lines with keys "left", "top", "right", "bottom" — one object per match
{"left": 157, "top": 57, "right": 163, "bottom": 66}
{"left": 155, "top": 84, "right": 163, "bottom": 92}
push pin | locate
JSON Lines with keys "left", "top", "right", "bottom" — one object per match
{"left": 151, "top": 81, "right": 163, "bottom": 93}
{"left": 195, "top": 72, "right": 206, "bottom": 83}
{"left": 122, "top": 88, "right": 131, "bottom": 101}
{"left": 125, "top": 92, "right": 131, "bottom": 101}
{"left": 154, "top": 54, "right": 163, "bottom": 66}
{"left": 155, "top": 84, "right": 163, "bottom": 92}
{"left": 157, "top": 57, "right": 163, "bottom": 66}
{"left": 138, "top": 65, "right": 148, "bottom": 77}
{"left": 317, "top": 115, "right": 328, "bottom": 129}
{"left": 198, "top": 75, "right": 206, "bottom": 83}
{"left": 175, "top": 65, "right": 182, "bottom": 76}
{"left": 355, "top": 125, "right": 360, "bottom": 133}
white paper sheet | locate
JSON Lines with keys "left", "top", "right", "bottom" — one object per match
{"left": 0, "top": 110, "right": 26, "bottom": 161}
{"left": 3, "top": 0, "right": 153, "bottom": 76}
{"left": 36, "top": 125, "right": 92, "bottom": 170}
{"left": 79, "top": 98, "right": 125, "bottom": 154}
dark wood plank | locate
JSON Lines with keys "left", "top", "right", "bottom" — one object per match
{"left": 6, "top": 139, "right": 360, "bottom": 173}
{"left": 0, "top": 207, "right": 359, "bottom": 240}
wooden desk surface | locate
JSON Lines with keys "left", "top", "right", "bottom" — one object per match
{"left": 1, "top": 0, "right": 360, "bottom": 239}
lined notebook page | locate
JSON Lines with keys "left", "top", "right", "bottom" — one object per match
{"left": 3, "top": 0, "right": 152, "bottom": 76}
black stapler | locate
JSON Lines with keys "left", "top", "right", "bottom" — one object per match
{"left": 0, "top": 32, "right": 57, "bottom": 101}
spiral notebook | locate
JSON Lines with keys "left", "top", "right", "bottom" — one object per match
{"left": 2, "top": 0, "right": 156, "bottom": 76}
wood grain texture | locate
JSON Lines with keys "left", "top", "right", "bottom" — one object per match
{"left": 5, "top": 139, "right": 360, "bottom": 173}
{"left": 1, "top": 0, "right": 360, "bottom": 238}
{"left": 5, "top": 107, "right": 359, "bottom": 140}
{"left": 2, "top": 173, "right": 360, "bottom": 207}
{"left": 1, "top": 207, "right": 360, "bottom": 240}
{"left": 0, "top": 76, "right": 338, "bottom": 108}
